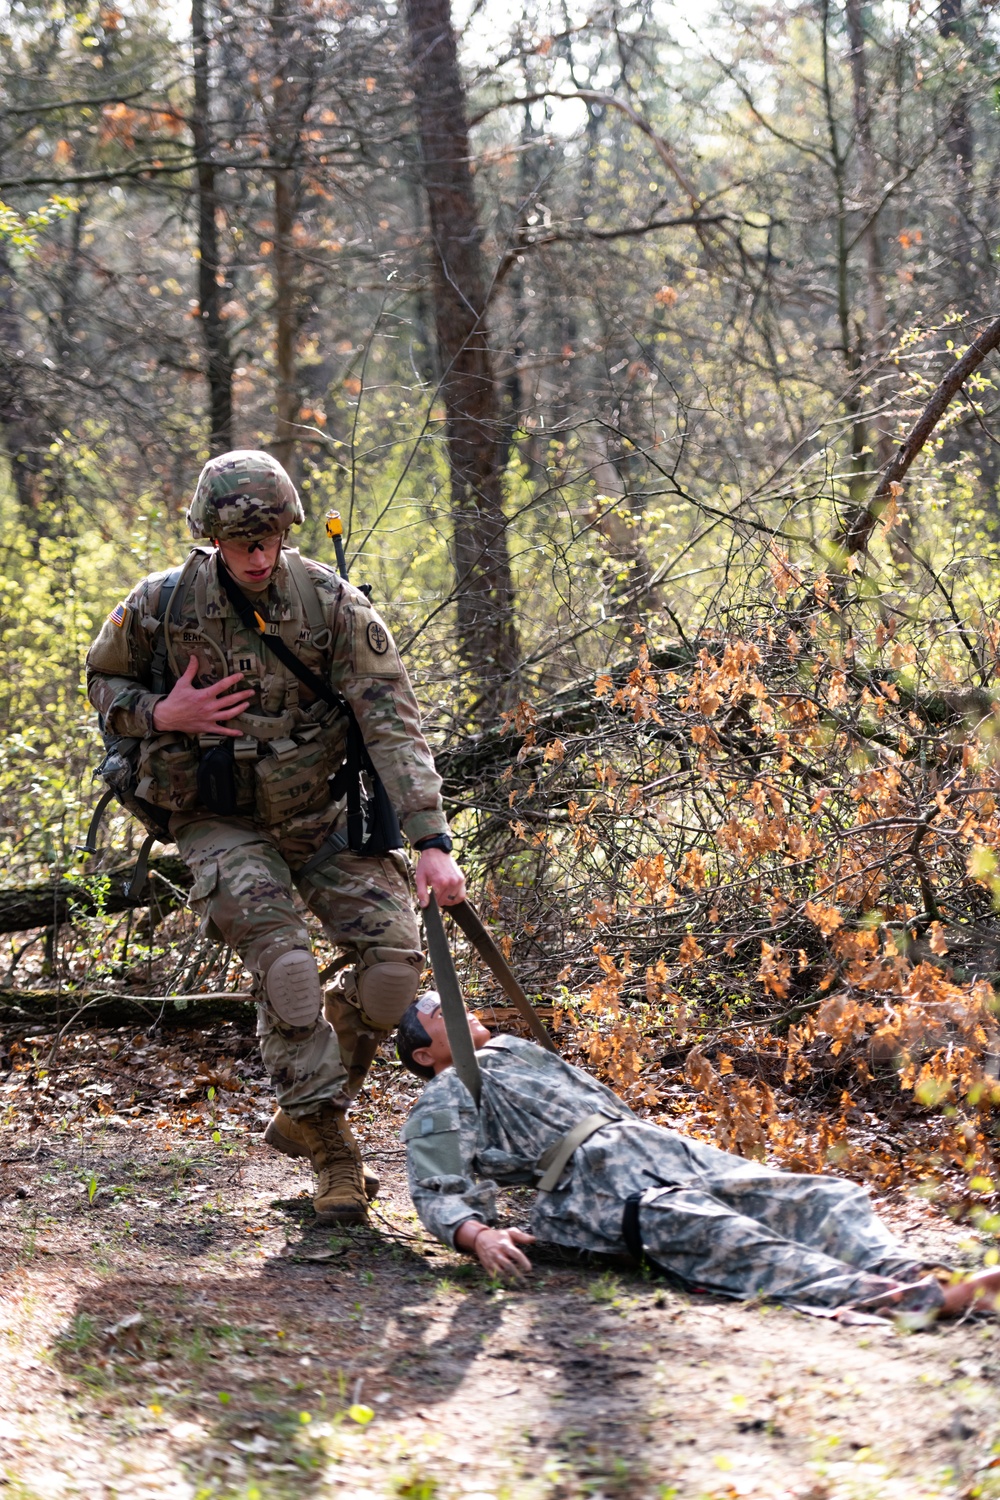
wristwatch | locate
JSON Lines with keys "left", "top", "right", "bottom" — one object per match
{"left": 413, "top": 833, "right": 453, "bottom": 854}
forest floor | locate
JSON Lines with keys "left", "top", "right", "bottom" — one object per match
{"left": 2, "top": 1022, "right": 1000, "bottom": 1500}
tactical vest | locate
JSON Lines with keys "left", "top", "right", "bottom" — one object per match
{"left": 86, "top": 547, "right": 400, "bottom": 891}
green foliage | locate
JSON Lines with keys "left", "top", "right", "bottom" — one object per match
{"left": 0, "top": 196, "right": 77, "bottom": 255}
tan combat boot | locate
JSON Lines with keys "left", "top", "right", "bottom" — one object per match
{"left": 285, "top": 1103, "right": 368, "bottom": 1225}
{"left": 263, "top": 1108, "right": 380, "bottom": 1200}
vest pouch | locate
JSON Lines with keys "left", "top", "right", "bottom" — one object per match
{"left": 233, "top": 753, "right": 258, "bottom": 812}
{"left": 135, "top": 734, "right": 200, "bottom": 813}
{"left": 197, "top": 741, "right": 238, "bottom": 817}
{"left": 254, "top": 736, "right": 331, "bottom": 826}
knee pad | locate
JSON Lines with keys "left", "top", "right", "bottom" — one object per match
{"left": 356, "top": 953, "right": 420, "bottom": 1031}
{"left": 265, "top": 948, "right": 322, "bottom": 1029}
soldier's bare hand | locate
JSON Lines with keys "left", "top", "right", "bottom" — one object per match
{"left": 456, "top": 1220, "right": 535, "bottom": 1277}
{"left": 415, "top": 848, "right": 466, "bottom": 908}
{"left": 152, "top": 655, "right": 254, "bottom": 737}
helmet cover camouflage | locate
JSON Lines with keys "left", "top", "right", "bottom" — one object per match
{"left": 186, "top": 450, "right": 304, "bottom": 542}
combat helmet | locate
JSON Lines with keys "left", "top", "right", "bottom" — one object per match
{"left": 186, "top": 450, "right": 304, "bottom": 543}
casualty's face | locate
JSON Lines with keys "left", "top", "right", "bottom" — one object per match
{"left": 416, "top": 994, "right": 491, "bottom": 1072}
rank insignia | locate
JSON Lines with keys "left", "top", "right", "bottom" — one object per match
{"left": 367, "top": 620, "right": 389, "bottom": 655}
{"left": 238, "top": 657, "right": 254, "bottom": 674}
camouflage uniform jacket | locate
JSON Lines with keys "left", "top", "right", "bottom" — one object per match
{"left": 403, "top": 1034, "right": 643, "bottom": 1250}
{"left": 85, "top": 547, "right": 449, "bottom": 847}
{"left": 403, "top": 1036, "right": 936, "bottom": 1311}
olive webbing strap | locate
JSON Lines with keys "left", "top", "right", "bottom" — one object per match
{"left": 423, "top": 893, "right": 482, "bottom": 1105}
{"left": 149, "top": 564, "right": 183, "bottom": 695}
{"left": 446, "top": 900, "right": 557, "bottom": 1053}
{"left": 156, "top": 547, "right": 211, "bottom": 692}
{"left": 535, "top": 1112, "right": 614, "bottom": 1192}
{"left": 283, "top": 548, "right": 329, "bottom": 639}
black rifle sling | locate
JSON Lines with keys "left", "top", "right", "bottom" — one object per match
{"left": 215, "top": 559, "right": 400, "bottom": 854}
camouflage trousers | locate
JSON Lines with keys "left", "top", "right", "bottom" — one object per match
{"left": 534, "top": 1120, "right": 935, "bottom": 1310}
{"left": 631, "top": 1171, "right": 929, "bottom": 1310}
{"left": 173, "top": 808, "right": 421, "bottom": 1119}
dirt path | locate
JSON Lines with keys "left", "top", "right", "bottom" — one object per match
{"left": 2, "top": 1024, "right": 1000, "bottom": 1500}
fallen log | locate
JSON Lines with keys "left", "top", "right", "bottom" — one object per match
{"left": 0, "top": 986, "right": 254, "bottom": 1035}
{"left": 0, "top": 856, "right": 192, "bottom": 936}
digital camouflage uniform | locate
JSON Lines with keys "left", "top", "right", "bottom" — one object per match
{"left": 86, "top": 452, "right": 450, "bottom": 1125}
{"left": 404, "top": 1035, "right": 944, "bottom": 1313}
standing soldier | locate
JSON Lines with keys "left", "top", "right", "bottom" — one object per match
{"left": 85, "top": 450, "right": 465, "bottom": 1225}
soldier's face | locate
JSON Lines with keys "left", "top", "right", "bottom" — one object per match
{"left": 215, "top": 534, "right": 283, "bottom": 588}
{"left": 413, "top": 1000, "right": 491, "bottom": 1074}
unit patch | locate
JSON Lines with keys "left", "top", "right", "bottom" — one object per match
{"left": 352, "top": 607, "right": 399, "bottom": 677}
{"left": 367, "top": 620, "right": 389, "bottom": 655}
{"left": 109, "top": 602, "right": 127, "bottom": 628}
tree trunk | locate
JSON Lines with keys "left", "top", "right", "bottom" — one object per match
{"left": 269, "top": 0, "right": 300, "bottom": 473}
{"left": 819, "top": 0, "right": 867, "bottom": 501}
{"left": 938, "top": 0, "right": 975, "bottom": 303}
{"left": 844, "top": 0, "right": 916, "bottom": 571}
{"left": 0, "top": 246, "right": 57, "bottom": 539}
{"left": 845, "top": 0, "right": 889, "bottom": 457}
{"left": 403, "top": 0, "right": 520, "bottom": 710}
{"left": 0, "top": 988, "right": 253, "bottom": 1035}
{"left": 192, "top": 0, "right": 234, "bottom": 453}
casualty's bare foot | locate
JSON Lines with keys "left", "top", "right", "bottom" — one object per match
{"left": 938, "top": 1266, "right": 1000, "bottom": 1317}
{"left": 870, "top": 1268, "right": 1000, "bottom": 1320}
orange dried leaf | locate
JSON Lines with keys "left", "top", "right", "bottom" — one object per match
{"left": 804, "top": 900, "right": 844, "bottom": 936}
{"left": 928, "top": 921, "right": 949, "bottom": 956}
{"left": 685, "top": 1046, "right": 716, "bottom": 1092}
{"left": 678, "top": 933, "right": 704, "bottom": 968}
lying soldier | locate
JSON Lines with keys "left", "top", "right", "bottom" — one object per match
{"left": 397, "top": 993, "right": 1000, "bottom": 1319}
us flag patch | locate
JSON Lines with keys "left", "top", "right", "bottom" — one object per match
{"left": 109, "top": 602, "right": 127, "bottom": 628}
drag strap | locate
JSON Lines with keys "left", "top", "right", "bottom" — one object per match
{"left": 82, "top": 787, "right": 117, "bottom": 855}
{"left": 620, "top": 1190, "right": 688, "bottom": 1288}
{"left": 423, "top": 893, "right": 482, "bottom": 1105}
{"left": 447, "top": 900, "right": 557, "bottom": 1053}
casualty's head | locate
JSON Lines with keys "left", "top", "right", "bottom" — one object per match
{"left": 187, "top": 450, "right": 304, "bottom": 589}
{"left": 396, "top": 992, "right": 491, "bottom": 1079}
